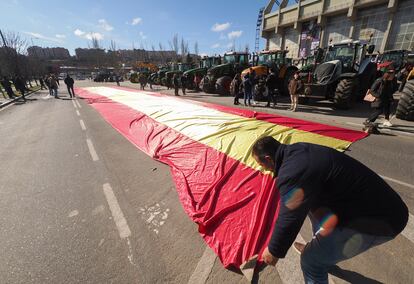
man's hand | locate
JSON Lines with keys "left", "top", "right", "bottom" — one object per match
{"left": 262, "top": 247, "right": 279, "bottom": 266}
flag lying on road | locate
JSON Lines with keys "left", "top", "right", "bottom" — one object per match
{"left": 76, "top": 86, "right": 367, "bottom": 269}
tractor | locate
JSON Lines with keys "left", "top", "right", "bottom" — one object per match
{"left": 240, "top": 49, "right": 298, "bottom": 101}
{"left": 301, "top": 39, "right": 377, "bottom": 109}
{"left": 162, "top": 63, "right": 194, "bottom": 88}
{"left": 376, "top": 49, "right": 412, "bottom": 73}
{"left": 395, "top": 66, "right": 414, "bottom": 121}
{"left": 182, "top": 56, "right": 222, "bottom": 90}
{"left": 201, "top": 51, "right": 249, "bottom": 95}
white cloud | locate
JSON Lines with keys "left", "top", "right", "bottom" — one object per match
{"left": 74, "top": 29, "right": 104, "bottom": 40}
{"left": 211, "top": 22, "right": 231, "bottom": 32}
{"left": 211, "top": 43, "right": 220, "bottom": 48}
{"left": 228, "top": 30, "right": 243, "bottom": 40}
{"left": 55, "top": 34, "right": 66, "bottom": 39}
{"left": 24, "top": 31, "right": 62, "bottom": 43}
{"left": 74, "top": 29, "right": 85, "bottom": 36}
{"left": 139, "top": 31, "right": 147, "bottom": 40}
{"left": 131, "top": 17, "right": 142, "bottom": 25}
{"left": 98, "top": 19, "right": 114, "bottom": 31}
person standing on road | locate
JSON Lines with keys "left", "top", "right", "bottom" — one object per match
{"left": 251, "top": 136, "right": 408, "bottom": 284}
{"left": 265, "top": 70, "right": 278, "bottom": 108}
{"left": 173, "top": 74, "right": 180, "bottom": 96}
{"left": 115, "top": 75, "right": 120, "bottom": 86}
{"left": 13, "top": 76, "right": 27, "bottom": 103}
{"left": 49, "top": 75, "right": 59, "bottom": 99}
{"left": 288, "top": 72, "right": 303, "bottom": 112}
{"left": 243, "top": 73, "right": 253, "bottom": 106}
{"left": 139, "top": 73, "right": 147, "bottom": 90}
{"left": 230, "top": 73, "right": 241, "bottom": 105}
{"left": 39, "top": 77, "right": 47, "bottom": 90}
{"left": 64, "top": 74, "right": 75, "bottom": 98}
{"left": 364, "top": 68, "right": 398, "bottom": 128}
{"left": 180, "top": 74, "right": 187, "bottom": 95}
{"left": 1, "top": 76, "right": 16, "bottom": 99}
{"left": 194, "top": 73, "right": 202, "bottom": 92}
{"left": 249, "top": 68, "right": 257, "bottom": 105}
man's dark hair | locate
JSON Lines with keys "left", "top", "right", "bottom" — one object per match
{"left": 252, "top": 136, "right": 281, "bottom": 162}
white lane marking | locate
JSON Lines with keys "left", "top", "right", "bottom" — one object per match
{"left": 86, "top": 138, "right": 99, "bottom": 161}
{"left": 75, "top": 99, "right": 82, "bottom": 108}
{"left": 79, "top": 119, "right": 86, "bottom": 131}
{"left": 68, "top": 210, "right": 79, "bottom": 218}
{"left": 402, "top": 213, "right": 414, "bottom": 244}
{"left": 187, "top": 246, "right": 217, "bottom": 284}
{"left": 103, "top": 183, "right": 131, "bottom": 239}
{"left": 380, "top": 175, "right": 414, "bottom": 190}
{"left": 72, "top": 100, "right": 77, "bottom": 109}
{"left": 76, "top": 110, "right": 80, "bottom": 116}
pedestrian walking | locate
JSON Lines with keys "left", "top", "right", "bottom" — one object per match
{"left": 39, "top": 77, "right": 47, "bottom": 90}
{"left": 45, "top": 75, "right": 53, "bottom": 97}
{"left": 173, "top": 74, "right": 180, "bottom": 96}
{"left": 1, "top": 76, "right": 16, "bottom": 99}
{"left": 230, "top": 73, "right": 241, "bottom": 105}
{"left": 265, "top": 70, "right": 278, "bottom": 108}
{"left": 115, "top": 75, "right": 120, "bottom": 86}
{"left": 49, "top": 75, "right": 59, "bottom": 99}
{"left": 243, "top": 73, "right": 253, "bottom": 106}
{"left": 180, "top": 74, "right": 187, "bottom": 95}
{"left": 139, "top": 73, "right": 147, "bottom": 90}
{"left": 64, "top": 74, "right": 75, "bottom": 98}
{"left": 288, "top": 72, "right": 303, "bottom": 111}
{"left": 14, "top": 76, "right": 27, "bottom": 102}
{"left": 251, "top": 136, "right": 408, "bottom": 284}
{"left": 364, "top": 68, "right": 398, "bottom": 128}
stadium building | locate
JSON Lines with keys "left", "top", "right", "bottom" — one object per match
{"left": 261, "top": 0, "right": 414, "bottom": 58}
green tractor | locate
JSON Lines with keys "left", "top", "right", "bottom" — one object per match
{"left": 153, "top": 68, "right": 169, "bottom": 85}
{"left": 162, "top": 63, "right": 194, "bottom": 88}
{"left": 302, "top": 40, "right": 377, "bottom": 109}
{"left": 182, "top": 56, "right": 222, "bottom": 90}
{"left": 201, "top": 52, "right": 249, "bottom": 95}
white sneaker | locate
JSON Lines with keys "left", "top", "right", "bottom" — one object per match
{"left": 382, "top": 120, "right": 393, "bottom": 127}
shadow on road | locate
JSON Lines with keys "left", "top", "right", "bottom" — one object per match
{"left": 329, "top": 265, "right": 384, "bottom": 284}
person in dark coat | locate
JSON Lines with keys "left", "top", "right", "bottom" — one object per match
{"left": 243, "top": 73, "right": 253, "bottom": 106}
{"left": 364, "top": 68, "right": 398, "bottom": 127}
{"left": 14, "top": 76, "right": 27, "bottom": 102}
{"left": 180, "top": 74, "right": 187, "bottom": 95}
{"left": 230, "top": 73, "right": 241, "bottom": 105}
{"left": 265, "top": 70, "right": 278, "bottom": 108}
{"left": 252, "top": 136, "right": 408, "bottom": 284}
{"left": 172, "top": 74, "right": 180, "bottom": 96}
{"left": 39, "top": 77, "right": 47, "bottom": 90}
{"left": 64, "top": 74, "right": 75, "bottom": 98}
{"left": 249, "top": 68, "right": 257, "bottom": 105}
{"left": 1, "top": 76, "right": 16, "bottom": 99}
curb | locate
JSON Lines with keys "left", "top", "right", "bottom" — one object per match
{"left": 0, "top": 88, "right": 41, "bottom": 109}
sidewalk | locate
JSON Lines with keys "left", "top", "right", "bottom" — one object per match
{"left": 0, "top": 86, "right": 41, "bottom": 108}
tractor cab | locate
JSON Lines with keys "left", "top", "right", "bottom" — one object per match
{"left": 324, "top": 40, "right": 375, "bottom": 73}
{"left": 200, "top": 56, "right": 222, "bottom": 69}
{"left": 377, "top": 50, "right": 411, "bottom": 72}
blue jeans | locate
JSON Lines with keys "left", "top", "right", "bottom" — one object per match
{"left": 52, "top": 88, "right": 58, "bottom": 98}
{"left": 301, "top": 218, "right": 394, "bottom": 284}
{"left": 244, "top": 89, "right": 252, "bottom": 105}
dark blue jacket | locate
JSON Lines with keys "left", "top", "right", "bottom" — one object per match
{"left": 269, "top": 143, "right": 408, "bottom": 258}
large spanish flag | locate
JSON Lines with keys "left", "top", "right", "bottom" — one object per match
{"left": 76, "top": 86, "right": 367, "bottom": 269}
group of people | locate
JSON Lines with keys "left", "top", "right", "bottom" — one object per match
{"left": 40, "top": 74, "right": 76, "bottom": 99}
{"left": 230, "top": 68, "right": 304, "bottom": 112}
{"left": 172, "top": 73, "right": 188, "bottom": 96}
{"left": 1, "top": 76, "right": 28, "bottom": 102}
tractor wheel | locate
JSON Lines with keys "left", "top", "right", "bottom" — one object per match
{"left": 215, "top": 76, "right": 233, "bottom": 96}
{"left": 395, "top": 79, "right": 414, "bottom": 121}
{"left": 334, "top": 78, "right": 357, "bottom": 109}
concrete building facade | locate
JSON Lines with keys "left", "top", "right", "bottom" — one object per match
{"left": 27, "top": 46, "right": 70, "bottom": 60}
{"left": 261, "top": 0, "right": 414, "bottom": 58}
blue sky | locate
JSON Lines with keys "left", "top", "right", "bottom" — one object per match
{"left": 1, "top": 0, "right": 273, "bottom": 56}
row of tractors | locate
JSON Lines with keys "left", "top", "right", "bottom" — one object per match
{"left": 129, "top": 41, "right": 413, "bottom": 121}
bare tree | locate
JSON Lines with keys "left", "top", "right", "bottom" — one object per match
{"left": 109, "top": 40, "right": 117, "bottom": 52}
{"left": 91, "top": 36, "right": 101, "bottom": 49}
{"left": 194, "top": 41, "right": 199, "bottom": 55}
{"left": 0, "top": 31, "right": 28, "bottom": 77}
{"left": 158, "top": 42, "right": 164, "bottom": 51}
{"left": 169, "top": 34, "right": 179, "bottom": 59}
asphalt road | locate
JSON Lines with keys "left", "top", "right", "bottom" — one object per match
{"left": 0, "top": 83, "right": 413, "bottom": 284}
